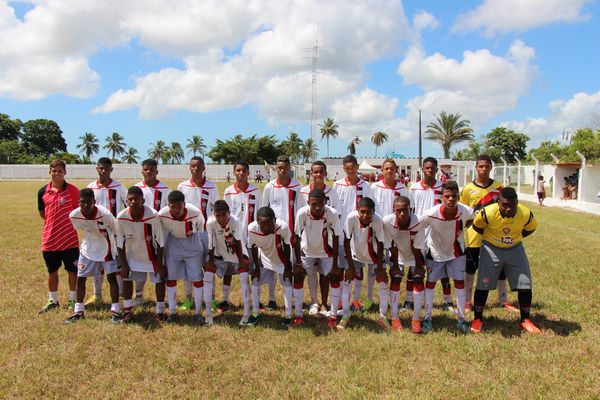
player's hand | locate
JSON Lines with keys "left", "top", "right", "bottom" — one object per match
{"left": 251, "top": 267, "right": 260, "bottom": 281}
{"left": 293, "top": 261, "right": 304, "bottom": 275}
{"left": 283, "top": 267, "right": 293, "bottom": 282}
{"left": 344, "top": 268, "right": 355, "bottom": 283}
{"left": 414, "top": 264, "right": 425, "bottom": 279}
{"left": 239, "top": 257, "right": 249, "bottom": 271}
{"left": 331, "top": 263, "right": 341, "bottom": 279}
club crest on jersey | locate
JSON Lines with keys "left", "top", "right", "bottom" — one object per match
{"left": 154, "top": 199, "right": 160, "bottom": 207}
{"left": 482, "top": 277, "right": 490, "bottom": 283}
{"left": 110, "top": 198, "right": 116, "bottom": 204}
{"left": 503, "top": 227, "right": 511, "bottom": 234}
{"left": 59, "top": 198, "right": 66, "bottom": 205}
{"left": 146, "top": 235, "right": 152, "bottom": 242}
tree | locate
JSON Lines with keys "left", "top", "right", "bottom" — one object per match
{"left": 0, "top": 114, "right": 22, "bottom": 141}
{"left": 52, "top": 152, "right": 82, "bottom": 164}
{"left": 319, "top": 117, "right": 339, "bottom": 158}
{"left": 483, "top": 127, "right": 529, "bottom": 163}
{"left": 452, "top": 141, "right": 482, "bottom": 161}
{"left": 21, "top": 119, "right": 67, "bottom": 157}
{"left": 525, "top": 140, "right": 565, "bottom": 163}
{"left": 371, "top": 131, "right": 388, "bottom": 157}
{"left": 163, "top": 142, "right": 185, "bottom": 164}
{"left": 208, "top": 134, "right": 280, "bottom": 164}
{"left": 347, "top": 136, "right": 361, "bottom": 156}
{"left": 122, "top": 147, "right": 140, "bottom": 164}
{"left": 104, "top": 132, "right": 126, "bottom": 163}
{"left": 280, "top": 132, "right": 303, "bottom": 164}
{"left": 301, "top": 138, "right": 318, "bottom": 162}
{"left": 186, "top": 135, "right": 206, "bottom": 157}
{"left": 562, "top": 128, "right": 600, "bottom": 162}
{"left": 76, "top": 132, "right": 100, "bottom": 162}
{"left": 148, "top": 140, "right": 166, "bottom": 162}
{"left": 425, "top": 112, "right": 474, "bottom": 159}
{"left": 0, "top": 140, "right": 31, "bottom": 164}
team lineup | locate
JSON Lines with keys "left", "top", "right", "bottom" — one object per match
{"left": 38, "top": 154, "right": 540, "bottom": 334}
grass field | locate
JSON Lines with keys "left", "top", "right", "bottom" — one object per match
{"left": 1, "top": 179, "right": 599, "bottom": 399}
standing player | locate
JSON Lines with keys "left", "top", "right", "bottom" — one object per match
{"left": 134, "top": 159, "right": 170, "bottom": 305}
{"left": 66, "top": 189, "right": 121, "bottom": 323}
{"left": 205, "top": 201, "right": 250, "bottom": 326}
{"left": 294, "top": 189, "right": 342, "bottom": 328}
{"left": 420, "top": 181, "right": 473, "bottom": 333}
{"left": 333, "top": 155, "right": 372, "bottom": 314}
{"left": 38, "top": 160, "right": 79, "bottom": 313}
{"left": 470, "top": 187, "right": 540, "bottom": 334}
{"left": 85, "top": 157, "right": 128, "bottom": 305}
{"left": 460, "top": 155, "right": 516, "bottom": 312}
{"left": 262, "top": 155, "right": 302, "bottom": 310}
{"left": 247, "top": 207, "right": 295, "bottom": 329}
{"left": 409, "top": 157, "right": 454, "bottom": 311}
{"left": 370, "top": 159, "right": 408, "bottom": 311}
{"left": 116, "top": 186, "right": 166, "bottom": 322}
{"left": 299, "top": 160, "right": 340, "bottom": 316}
{"left": 158, "top": 191, "right": 206, "bottom": 324}
{"left": 177, "top": 156, "right": 219, "bottom": 311}
{"left": 383, "top": 196, "right": 427, "bottom": 332}
{"left": 223, "top": 160, "right": 261, "bottom": 314}
{"left": 338, "top": 198, "right": 386, "bottom": 330}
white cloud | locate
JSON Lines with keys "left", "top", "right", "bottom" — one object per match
{"left": 413, "top": 11, "right": 439, "bottom": 31}
{"left": 453, "top": 0, "right": 592, "bottom": 36}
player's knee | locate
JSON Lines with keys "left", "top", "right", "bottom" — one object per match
{"left": 192, "top": 281, "right": 203, "bottom": 288}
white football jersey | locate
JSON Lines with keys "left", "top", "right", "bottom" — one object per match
{"left": 87, "top": 179, "right": 128, "bottom": 217}
{"left": 223, "top": 183, "right": 261, "bottom": 245}
{"left": 262, "top": 178, "right": 302, "bottom": 244}
{"left": 333, "top": 177, "right": 372, "bottom": 231}
{"left": 344, "top": 211, "right": 385, "bottom": 264}
{"left": 248, "top": 219, "right": 291, "bottom": 274}
{"left": 207, "top": 215, "right": 248, "bottom": 263}
{"left": 158, "top": 204, "right": 204, "bottom": 239}
{"left": 294, "top": 205, "right": 342, "bottom": 259}
{"left": 371, "top": 180, "right": 408, "bottom": 217}
{"left": 116, "top": 205, "right": 165, "bottom": 273}
{"left": 135, "top": 180, "right": 171, "bottom": 212}
{"left": 421, "top": 203, "right": 473, "bottom": 262}
{"left": 382, "top": 214, "right": 426, "bottom": 267}
{"left": 69, "top": 205, "right": 118, "bottom": 262}
{"left": 298, "top": 184, "right": 340, "bottom": 214}
{"left": 408, "top": 179, "right": 443, "bottom": 217}
{"left": 177, "top": 179, "right": 219, "bottom": 230}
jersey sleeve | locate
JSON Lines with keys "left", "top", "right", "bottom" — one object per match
{"left": 279, "top": 223, "right": 292, "bottom": 245}
{"left": 411, "top": 221, "right": 426, "bottom": 250}
{"left": 207, "top": 222, "right": 215, "bottom": 250}
{"left": 344, "top": 215, "right": 353, "bottom": 239}
{"left": 330, "top": 210, "right": 342, "bottom": 237}
{"left": 253, "top": 189, "right": 262, "bottom": 218}
{"left": 473, "top": 208, "right": 489, "bottom": 230}
{"left": 459, "top": 185, "right": 470, "bottom": 206}
{"left": 373, "top": 218, "right": 385, "bottom": 243}
{"left": 105, "top": 212, "right": 118, "bottom": 234}
{"left": 294, "top": 211, "right": 304, "bottom": 237}
{"left": 329, "top": 189, "right": 340, "bottom": 214}
{"left": 262, "top": 184, "right": 272, "bottom": 207}
{"left": 118, "top": 185, "right": 128, "bottom": 209}
{"left": 382, "top": 218, "right": 394, "bottom": 249}
{"left": 524, "top": 210, "right": 538, "bottom": 231}
{"left": 232, "top": 218, "right": 242, "bottom": 241}
{"left": 116, "top": 219, "right": 126, "bottom": 249}
{"left": 152, "top": 216, "right": 165, "bottom": 248}
{"left": 69, "top": 210, "right": 83, "bottom": 230}
{"left": 207, "top": 189, "right": 218, "bottom": 218}
{"left": 37, "top": 186, "right": 46, "bottom": 212}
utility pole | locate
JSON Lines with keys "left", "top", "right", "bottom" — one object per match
{"left": 418, "top": 109, "right": 422, "bottom": 168}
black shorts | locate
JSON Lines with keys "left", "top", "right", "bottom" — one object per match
{"left": 42, "top": 247, "right": 79, "bottom": 273}
{"left": 537, "top": 191, "right": 544, "bottom": 200}
{"left": 466, "top": 247, "right": 506, "bottom": 280}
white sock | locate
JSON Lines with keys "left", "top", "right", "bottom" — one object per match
{"left": 167, "top": 285, "right": 177, "bottom": 314}
{"left": 405, "top": 288, "right": 414, "bottom": 302}
{"left": 443, "top": 291, "right": 452, "bottom": 304}
{"left": 203, "top": 271, "right": 214, "bottom": 316}
{"left": 123, "top": 299, "right": 133, "bottom": 309}
{"left": 252, "top": 284, "right": 260, "bottom": 315}
{"left": 222, "top": 284, "right": 231, "bottom": 303}
{"left": 135, "top": 278, "right": 145, "bottom": 299}
{"left": 390, "top": 289, "right": 400, "bottom": 319}
{"left": 49, "top": 291, "right": 58, "bottom": 303}
{"left": 413, "top": 287, "right": 424, "bottom": 322}
{"left": 353, "top": 277, "right": 363, "bottom": 302}
{"left": 377, "top": 282, "right": 389, "bottom": 318}
{"left": 455, "top": 286, "right": 467, "bottom": 322}
{"left": 268, "top": 274, "right": 277, "bottom": 302}
{"left": 184, "top": 280, "right": 193, "bottom": 299}
{"left": 308, "top": 270, "right": 318, "bottom": 304}
{"left": 239, "top": 272, "right": 250, "bottom": 317}
{"left": 282, "top": 279, "right": 292, "bottom": 318}
{"left": 330, "top": 285, "right": 341, "bottom": 317}
{"left": 192, "top": 284, "right": 203, "bottom": 316}
{"left": 93, "top": 274, "right": 103, "bottom": 297}
{"left": 293, "top": 286, "right": 304, "bottom": 317}
{"left": 110, "top": 303, "right": 121, "bottom": 313}
{"left": 465, "top": 273, "right": 475, "bottom": 304}
{"left": 155, "top": 301, "right": 165, "bottom": 314}
{"left": 367, "top": 266, "right": 375, "bottom": 302}
{"left": 497, "top": 279, "right": 508, "bottom": 303}
{"left": 74, "top": 303, "right": 84, "bottom": 313}
{"left": 425, "top": 286, "right": 435, "bottom": 319}
{"left": 69, "top": 291, "right": 76, "bottom": 301}
{"left": 342, "top": 280, "right": 352, "bottom": 317}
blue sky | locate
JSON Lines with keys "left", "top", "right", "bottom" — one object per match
{"left": 1, "top": 0, "right": 599, "bottom": 161}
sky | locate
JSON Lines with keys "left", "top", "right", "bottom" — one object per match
{"left": 1, "top": 0, "right": 599, "bottom": 161}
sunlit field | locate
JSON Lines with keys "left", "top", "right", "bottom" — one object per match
{"left": 0, "top": 180, "right": 598, "bottom": 399}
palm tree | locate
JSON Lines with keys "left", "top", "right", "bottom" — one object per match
{"left": 76, "top": 132, "right": 99, "bottom": 162}
{"left": 121, "top": 147, "right": 140, "bottom": 164}
{"left": 371, "top": 131, "right": 388, "bottom": 157}
{"left": 103, "top": 132, "right": 126, "bottom": 162}
{"left": 186, "top": 135, "right": 206, "bottom": 157}
{"left": 281, "top": 132, "right": 304, "bottom": 164}
{"left": 425, "top": 111, "right": 474, "bottom": 159}
{"left": 319, "top": 117, "right": 339, "bottom": 158}
{"left": 164, "top": 142, "right": 184, "bottom": 164}
{"left": 148, "top": 140, "right": 166, "bottom": 162}
{"left": 301, "top": 138, "right": 318, "bottom": 162}
{"left": 347, "top": 136, "right": 361, "bottom": 156}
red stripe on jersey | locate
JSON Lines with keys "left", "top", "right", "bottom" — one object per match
{"left": 474, "top": 191, "right": 501, "bottom": 211}
{"left": 355, "top": 185, "right": 364, "bottom": 209}
{"left": 248, "top": 194, "right": 256, "bottom": 225}
{"left": 275, "top": 234, "right": 285, "bottom": 264}
{"left": 153, "top": 190, "right": 162, "bottom": 211}
{"left": 367, "top": 227, "right": 378, "bottom": 264}
{"left": 108, "top": 188, "right": 117, "bottom": 216}
{"left": 96, "top": 220, "right": 113, "bottom": 261}
{"left": 185, "top": 220, "right": 193, "bottom": 237}
{"left": 200, "top": 189, "right": 209, "bottom": 230}
{"left": 322, "top": 225, "right": 333, "bottom": 257}
{"left": 288, "top": 190, "right": 297, "bottom": 246}
{"left": 143, "top": 223, "right": 158, "bottom": 272}
{"left": 453, "top": 219, "right": 464, "bottom": 258}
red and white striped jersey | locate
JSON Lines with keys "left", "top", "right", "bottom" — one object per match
{"left": 333, "top": 177, "right": 372, "bottom": 230}
{"left": 262, "top": 179, "right": 302, "bottom": 244}
{"left": 158, "top": 204, "right": 204, "bottom": 239}
{"left": 87, "top": 179, "right": 128, "bottom": 217}
{"left": 299, "top": 184, "right": 340, "bottom": 213}
{"left": 421, "top": 204, "right": 473, "bottom": 262}
{"left": 294, "top": 205, "right": 342, "bottom": 259}
{"left": 177, "top": 179, "right": 218, "bottom": 229}
{"left": 37, "top": 181, "right": 79, "bottom": 251}
{"left": 207, "top": 215, "right": 248, "bottom": 263}
{"left": 223, "top": 183, "right": 261, "bottom": 245}
{"left": 344, "top": 211, "right": 385, "bottom": 264}
{"left": 134, "top": 180, "right": 171, "bottom": 212}
{"left": 371, "top": 180, "right": 408, "bottom": 217}
{"left": 408, "top": 179, "right": 443, "bottom": 217}
{"left": 116, "top": 205, "right": 165, "bottom": 273}
{"left": 382, "top": 214, "right": 425, "bottom": 267}
{"left": 69, "top": 205, "right": 118, "bottom": 262}
{"left": 248, "top": 219, "right": 291, "bottom": 274}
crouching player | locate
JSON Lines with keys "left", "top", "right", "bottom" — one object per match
{"left": 293, "top": 188, "right": 342, "bottom": 329}
{"left": 158, "top": 190, "right": 206, "bottom": 324}
{"left": 205, "top": 200, "right": 251, "bottom": 326}
{"left": 470, "top": 187, "right": 540, "bottom": 334}
{"left": 66, "top": 189, "right": 121, "bottom": 323}
{"left": 420, "top": 181, "right": 473, "bottom": 333}
{"left": 382, "top": 196, "right": 427, "bottom": 332}
{"left": 248, "top": 207, "right": 296, "bottom": 329}
{"left": 116, "top": 186, "right": 166, "bottom": 323}
{"left": 338, "top": 197, "right": 387, "bottom": 331}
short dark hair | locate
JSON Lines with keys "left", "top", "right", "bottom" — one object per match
{"left": 142, "top": 159, "right": 158, "bottom": 168}
{"left": 257, "top": 206, "right": 275, "bottom": 220}
{"left": 394, "top": 195, "right": 411, "bottom": 207}
{"left": 308, "top": 188, "right": 325, "bottom": 200}
{"left": 382, "top": 158, "right": 397, "bottom": 168}
{"left": 234, "top": 160, "right": 249, "bottom": 171}
{"left": 214, "top": 200, "right": 230, "bottom": 213}
{"left": 442, "top": 180, "right": 459, "bottom": 194}
{"left": 311, "top": 160, "right": 327, "bottom": 171}
{"left": 476, "top": 154, "right": 492, "bottom": 164}
{"left": 190, "top": 156, "right": 204, "bottom": 164}
{"left": 276, "top": 155, "right": 290, "bottom": 165}
{"left": 127, "top": 186, "right": 144, "bottom": 197}
{"left": 79, "top": 188, "right": 95, "bottom": 200}
{"left": 500, "top": 187, "right": 518, "bottom": 201}
{"left": 49, "top": 159, "right": 66, "bottom": 170}
{"left": 422, "top": 157, "right": 438, "bottom": 167}
{"left": 357, "top": 197, "right": 375, "bottom": 211}
{"left": 538, "top": 175, "right": 544, "bottom": 180}
{"left": 168, "top": 190, "right": 185, "bottom": 203}
{"left": 97, "top": 157, "right": 112, "bottom": 166}
{"left": 342, "top": 155, "right": 358, "bottom": 165}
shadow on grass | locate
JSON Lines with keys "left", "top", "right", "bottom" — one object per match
{"left": 473, "top": 313, "right": 582, "bottom": 338}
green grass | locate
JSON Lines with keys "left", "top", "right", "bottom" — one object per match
{"left": 0, "top": 180, "right": 599, "bottom": 399}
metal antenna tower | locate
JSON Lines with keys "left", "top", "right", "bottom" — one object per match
{"left": 309, "top": 26, "right": 319, "bottom": 161}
